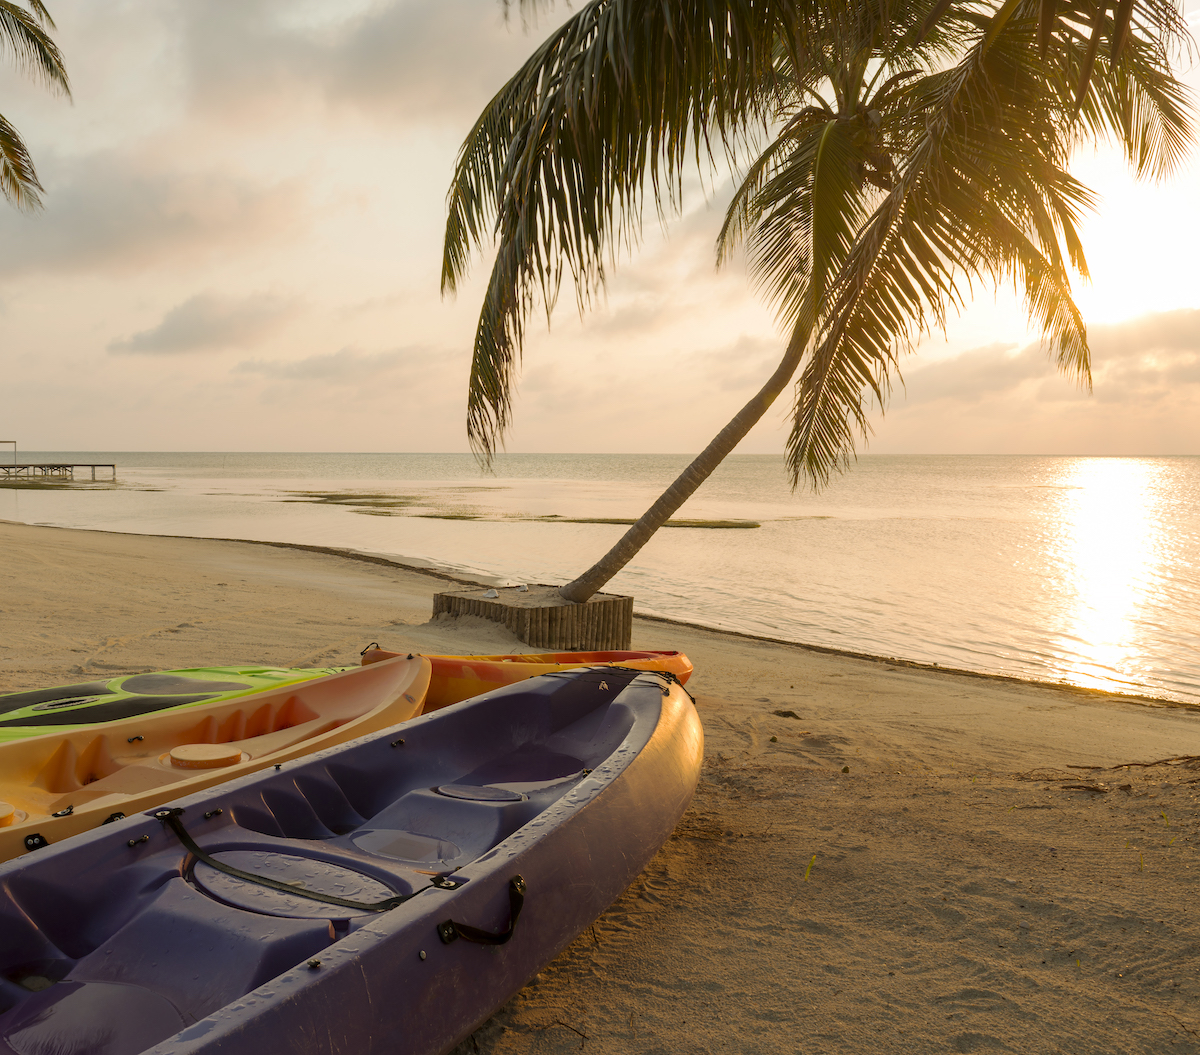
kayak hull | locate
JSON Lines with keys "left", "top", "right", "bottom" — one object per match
{"left": 362, "top": 646, "right": 693, "bottom": 711}
{"left": 0, "top": 668, "right": 702, "bottom": 1055}
{"left": 0, "top": 656, "right": 429, "bottom": 862}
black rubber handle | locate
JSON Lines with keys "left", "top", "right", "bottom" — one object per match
{"left": 438, "top": 876, "right": 526, "bottom": 945}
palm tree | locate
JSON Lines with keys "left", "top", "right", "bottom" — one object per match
{"left": 443, "top": 0, "right": 1192, "bottom": 603}
{"left": 1, "top": 0, "right": 69, "bottom": 210}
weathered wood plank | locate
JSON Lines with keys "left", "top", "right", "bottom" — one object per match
{"left": 431, "top": 584, "right": 633, "bottom": 650}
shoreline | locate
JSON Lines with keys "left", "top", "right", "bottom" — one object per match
{"left": 5, "top": 517, "right": 1190, "bottom": 713}
{"left": 5, "top": 517, "right": 1200, "bottom": 1053}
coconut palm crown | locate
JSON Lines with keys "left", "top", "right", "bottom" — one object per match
{"left": 1, "top": 0, "right": 69, "bottom": 209}
{"left": 443, "top": 0, "right": 1193, "bottom": 603}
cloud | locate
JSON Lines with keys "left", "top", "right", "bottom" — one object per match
{"left": 321, "top": 0, "right": 546, "bottom": 118}
{"left": 233, "top": 345, "right": 431, "bottom": 383}
{"left": 685, "top": 335, "right": 782, "bottom": 391}
{"left": 898, "top": 342, "right": 1037, "bottom": 405}
{"left": 899, "top": 308, "right": 1200, "bottom": 409}
{"left": 178, "top": 0, "right": 569, "bottom": 125}
{"left": 864, "top": 308, "right": 1200, "bottom": 455}
{"left": 1084, "top": 308, "right": 1200, "bottom": 402}
{"left": 1090, "top": 308, "right": 1200, "bottom": 360}
{"left": 109, "top": 293, "right": 295, "bottom": 354}
{"left": 0, "top": 151, "right": 305, "bottom": 276}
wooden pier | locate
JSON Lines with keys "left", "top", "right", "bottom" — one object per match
{"left": 0, "top": 463, "right": 116, "bottom": 480}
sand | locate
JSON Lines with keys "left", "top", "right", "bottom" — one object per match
{"left": 3, "top": 519, "right": 1200, "bottom": 1054}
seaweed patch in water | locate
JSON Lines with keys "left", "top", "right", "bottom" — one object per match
{"left": 535, "top": 516, "right": 760, "bottom": 529}
{"left": 412, "top": 513, "right": 759, "bottom": 528}
{"left": 0, "top": 480, "right": 126, "bottom": 492}
{"left": 277, "top": 492, "right": 756, "bottom": 528}
{"left": 279, "top": 491, "right": 423, "bottom": 512}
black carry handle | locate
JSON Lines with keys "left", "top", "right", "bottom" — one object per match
{"left": 438, "top": 875, "right": 526, "bottom": 945}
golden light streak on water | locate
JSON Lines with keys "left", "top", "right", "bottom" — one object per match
{"left": 1050, "top": 458, "right": 1164, "bottom": 695}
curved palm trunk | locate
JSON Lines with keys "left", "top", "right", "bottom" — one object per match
{"left": 559, "top": 324, "right": 809, "bottom": 603}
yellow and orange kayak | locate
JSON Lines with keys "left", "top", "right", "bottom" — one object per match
{"left": 0, "top": 654, "right": 430, "bottom": 862}
{"left": 361, "top": 646, "right": 692, "bottom": 711}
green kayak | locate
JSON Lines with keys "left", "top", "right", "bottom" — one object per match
{"left": 0, "top": 666, "right": 348, "bottom": 742}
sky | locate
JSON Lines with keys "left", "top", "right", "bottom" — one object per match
{"left": 1, "top": 0, "right": 1198, "bottom": 457}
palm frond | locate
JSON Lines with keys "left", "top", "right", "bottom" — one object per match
{"left": 1038, "top": 0, "right": 1057, "bottom": 56}
{"left": 24, "top": 0, "right": 54, "bottom": 28}
{"left": 0, "top": 0, "right": 69, "bottom": 95}
{"left": 919, "top": 0, "right": 958, "bottom": 42}
{"left": 1110, "top": 0, "right": 1134, "bottom": 60}
{"left": 737, "top": 115, "right": 876, "bottom": 338}
{"left": 921, "top": 0, "right": 1189, "bottom": 106}
{"left": 716, "top": 105, "right": 831, "bottom": 268}
{"left": 1068, "top": 10, "right": 1194, "bottom": 177}
{"left": 445, "top": 0, "right": 806, "bottom": 457}
{"left": 1073, "top": 1, "right": 1107, "bottom": 115}
{"left": 784, "top": 0, "right": 1191, "bottom": 488}
{"left": 789, "top": 17, "right": 1095, "bottom": 488}
{"left": 0, "top": 110, "right": 42, "bottom": 209}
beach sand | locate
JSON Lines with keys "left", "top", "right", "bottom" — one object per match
{"left": 4, "top": 519, "right": 1200, "bottom": 1054}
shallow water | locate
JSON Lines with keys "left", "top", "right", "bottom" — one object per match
{"left": 2, "top": 452, "right": 1197, "bottom": 704}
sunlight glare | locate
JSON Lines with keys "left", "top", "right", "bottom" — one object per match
{"left": 1048, "top": 458, "right": 1164, "bottom": 693}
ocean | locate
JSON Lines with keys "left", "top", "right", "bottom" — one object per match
{"left": 2, "top": 452, "right": 1197, "bottom": 705}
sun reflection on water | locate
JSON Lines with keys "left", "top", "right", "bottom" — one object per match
{"left": 1046, "top": 458, "right": 1166, "bottom": 694}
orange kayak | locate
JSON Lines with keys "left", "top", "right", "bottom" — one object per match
{"left": 361, "top": 646, "right": 692, "bottom": 711}
{"left": 0, "top": 654, "right": 430, "bottom": 862}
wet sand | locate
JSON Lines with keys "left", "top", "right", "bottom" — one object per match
{"left": 3, "top": 519, "right": 1199, "bottom": 1054}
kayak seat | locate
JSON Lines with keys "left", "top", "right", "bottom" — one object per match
{"left": 541, "top": 701, "right": 639, "bottom": 764}
{"left": 349, "top": 742, "right": 594, "bottom": 863}
{"left": 350, "top": 828, "right": 462, "bottom": 866}
{"left": 229, "top": 772, "right": 369, "bottom": 840}
{"left": 215, "top": 681, "right": 639, "bottom": 855}
{"left": 291, "top": 771, "right": 367, "bottom": 835}
{"left": 0, "top": 695, "right": 221, "bottom": 729}
{"left": 0, "top": 902, "right": 73, "bottom": 1015}
{"left": 0, "top": 978, "right": 188, "bottom": 1055}
{"left": 0, "top": 879, "right": 335, "bottom": 1054}
{"left": 359, "top": 788, "right": 535, "bottom": 863}
{"left": 456, "top": 744, "right": 586, "bottom": 786}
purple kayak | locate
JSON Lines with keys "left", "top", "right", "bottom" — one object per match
{"left": 0, "top": 666, "right": 702, "bottom": 1055}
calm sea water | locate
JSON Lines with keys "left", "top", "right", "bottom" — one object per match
{"left": 2, "top": 452, "right": 1198, "bottom": 704}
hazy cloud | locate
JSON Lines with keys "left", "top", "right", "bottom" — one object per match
{"left": 233, "top": 345, "right": 431, "bottom": 383}
{"left": 110, "top": 294, "right": 295, "bottom": 354}
{"left": 687, "top": 335, "right": 781, "bottom": 392}
{"left": 900, "top": 309, "right": 1200, "bottom": 409}
{"left": 1090, "top": 308, "right": 1200, "bottom": 361}
{"left": 900, "top": 342, "right": 1037, "bottom": 405}
{"left": 178, "top": 0, "right": 564, "bottom": 124}
{"left": 321, "top": 0, "right": 546, "bottom": 118}
{"left": 0, "top": 152, "right": 305, "bottom": 276}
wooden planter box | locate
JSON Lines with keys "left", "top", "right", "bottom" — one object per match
{"left": 431, "top": 584, "right": 633, "bottom": 651}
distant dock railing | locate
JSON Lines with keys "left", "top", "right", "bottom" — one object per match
{"left": 0, "top": 463, "right": 116, "bottom": 480}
